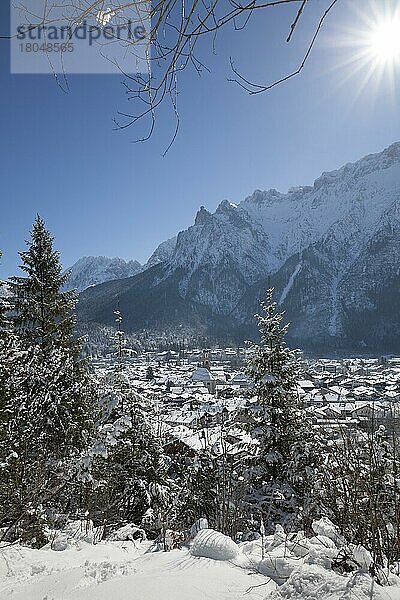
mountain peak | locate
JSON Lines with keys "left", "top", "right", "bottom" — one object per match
{"left": 65, "top": 256, "right": 142, "bottom": 293}
{"left": 242, "top": 189, "right": 283, "bottom": 207}
{"left": 313, "top": 140, "right": 400, "bottom": 191}
{"left": 195, "top": 205, "right": 212, "bottom": 225}
{"left": 215, "top": 199, "right": 238, "bottom": 214}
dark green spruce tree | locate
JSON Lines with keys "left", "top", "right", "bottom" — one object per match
{"left": 10, "top": 216, "right": 79, "bottom": 354}
{"left": 1, "top": 219, "right": 94, "bottom": 545}
{"left": 246, "top": 288, "right": 318, "bottom": 530}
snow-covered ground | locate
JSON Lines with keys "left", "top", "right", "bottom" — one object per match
{"left": 0, "top": 540, "right": 271, "bottom": 600}
{"left": 2, "top": 522, "right": 400, "bottom": 600}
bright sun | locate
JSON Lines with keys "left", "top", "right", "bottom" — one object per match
{"left": 368, "top": 18, "right": 400, "bottom": 64}
{"left": 333, "top": 2, "right": 400, "bottom": 99}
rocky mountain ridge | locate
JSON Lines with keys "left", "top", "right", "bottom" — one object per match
{"left": 76, "top": 142, "right": 400, "bottom": 353}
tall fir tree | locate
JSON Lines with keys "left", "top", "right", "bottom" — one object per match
{"left": 8, "top": 216, "right": 92, "bottom": 454}
{"left": 0, "top": 221, "right": 94, "bottom": 545}
{"left": 10, "top": 215, "right": 78, "bottom": 355}
{"left": 246, "top": 288, "right": 317, "bottom": 530}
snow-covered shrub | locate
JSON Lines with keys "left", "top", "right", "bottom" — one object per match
{"left": 269, "top": 564, "right": 388, "bottom": 600}
{"left": 317, "top": 422, "right": 400, "bottom": 571}
{"left": 311, "top": 517, "right": 345, "bottom": 547}
{"left": 46, "top": 519, "right": 104, "bottom": 551}
{"left": 108, "top": 524, "right": 146, "bottom": 542}
{"left": 190, "top": 528, "right": 241, "bottom": 560}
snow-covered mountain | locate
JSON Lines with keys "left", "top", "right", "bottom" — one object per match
{"left": 77, "top": 142, "right": 400, "bottom": 353}
{"left": 66, "top": 256, "right": 142, "bottom": 293}
{"left": 66, "top": 237, "right": 178, "bottom": 293}
{"left": 146, "top": 235, "right": 177, "bottom": 268}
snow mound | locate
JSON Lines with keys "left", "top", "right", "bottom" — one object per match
{"left": 240, "top": 521, "right": 398, "bottom": 592}
{"left": 45, "top": 519, "right": 103, "bottom": 551}
{"left": 270, "top": 564, "right": 388, "bottom": 600}
{"left": 258, "top": 554, "right": 295, "bottom": 584}
{"left": 190, "top": 529, "right": 241, "bottom": 561}
{"left": 108, "top": 524, "right": 146, "bottom": 542}
{"left": 311, "top": 517, "right": 345, "bottom": 546}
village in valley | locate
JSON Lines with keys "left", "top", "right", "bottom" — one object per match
{"left": 93, "top": 345, "right": 400, "bottom": 462}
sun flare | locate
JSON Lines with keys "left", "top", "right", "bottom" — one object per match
{"left": 331, "top": 2, "right": 400, "bottom": 101}
{"left": 367, "top": 18, "right": 400, "bottom": 64}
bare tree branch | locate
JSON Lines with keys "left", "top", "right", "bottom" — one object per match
{"left": 4, "top": 0, "right": 340, "bottom": 150}
{"left": 228, "top": 0, "right": 339, "bottom": 94}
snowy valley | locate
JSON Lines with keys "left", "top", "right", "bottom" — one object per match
{"left": 3, "top": 143, "right": 400, "bottom": 600}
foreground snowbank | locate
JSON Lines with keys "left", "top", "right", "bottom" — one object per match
{"left": 189, "top": 519, "right": 400, "bottom": 599}
{"left": 0, "top": 539, "right": 271, "bottom": 600}
{"left": 1, "top": 519, "right": 400, "bottom": 600}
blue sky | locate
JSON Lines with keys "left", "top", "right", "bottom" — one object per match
{"left": 1, "top": 0, "right": 400, "bottom": 277}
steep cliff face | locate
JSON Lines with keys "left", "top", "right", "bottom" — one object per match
{"left": 77, "top": 142, "right": 400, "bottom": 353}
{"left": 145, "top": 236, "right": 177, "bottom": 268}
